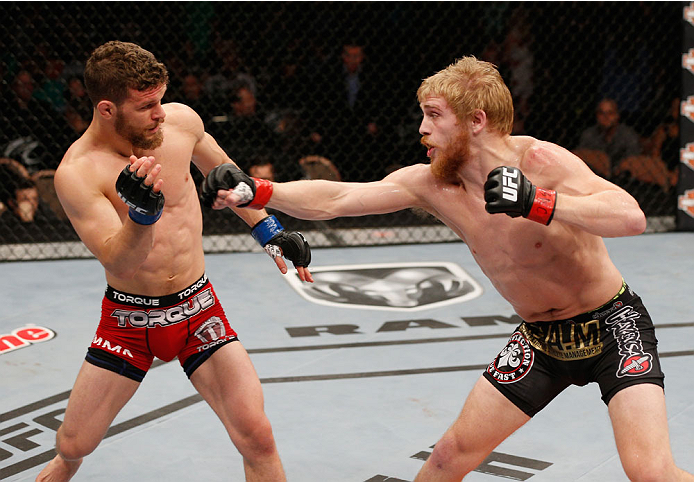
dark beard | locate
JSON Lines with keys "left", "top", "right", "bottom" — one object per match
{"left": 430, "top": 129, "right": 470, "bottom": 182}
{"left": 115, "top": 112, "right": 164, "bottom": 150}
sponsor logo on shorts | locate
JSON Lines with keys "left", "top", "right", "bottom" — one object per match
{"left": 591, "top": 300, "right": 624, "bottom": 319}
{"left": 520, "top": 320, "right": 602, "bottom": 361}
{"left": 487, "top": 331, "right": 534, "bottom": 383}
{"left": 605, "top": 306, "right": 653, "bottom": 378}
{"left": 0, "top": 325, "right": 55, "bottom": 355}
{"left": 177, "top": 273, "right": 209, "bottom": 300}
{"left": 194, "top": 316, "right": 237, "bottom": 352}
{"left": 91, "top": 335, "right": 135, "bottom": 358}
{"left": 109, "top": 290, "right": 161, "bottom": 306}
{"left": 111, "top": 288, "right": 215, "bottom": 328}
{"left": 194, "top": 316, "right": 226, "bottom": 343}
{"left": 605, "top": 305, "right": 653, "bottom": 377}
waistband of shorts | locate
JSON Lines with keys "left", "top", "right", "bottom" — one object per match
{"left": 105, "top": 272, "right": 210, "bottom": 308}
{"left": 560, "top": 279, "right": 635, "bottom": 325}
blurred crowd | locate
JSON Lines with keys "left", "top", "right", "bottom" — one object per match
{"left": 0, "top": 2, "right": 682, "bottom": 243}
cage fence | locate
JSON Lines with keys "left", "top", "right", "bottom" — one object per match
{"left": 0, "top": 2, "right": 684, "bottom": 261}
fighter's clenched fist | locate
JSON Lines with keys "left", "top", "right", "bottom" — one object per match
{"left": 115, "top": 155, "right": 165, "bottom": 225}
{"left": 484, "top": 166, "right": 557, "bottom": 225}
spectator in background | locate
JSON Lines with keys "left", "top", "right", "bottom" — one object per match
{"left": 0, "top": 158, "right": 34, "bottom": 222}
{"left": 267, "top": 109, "right": 321, "bottom": 181}
{"left": 574, "top": 98, "right": 642, "bottom": 179}
{"left": 501, "top": 13, "right": 534, "bottom": 135}
{"left": 248, "top": 156, "right": 276, "bottom": 182}
{"left": 206, "top": 83, "right": 279, "bottom": 169}
{"left": 311, "top": 42, "right": 394, "bottom": 182}
{"left": 613, "top": 96, "right": 680, "bottom": 196}
{"left": 265, "top": 45, "right": 310, "bottom": 114}
{"left": 0, "top": 69, "right": 72, "bottom": 172}
{"left": 63, "top": 75, "right": 92, "bottom": 137}
{"left": 33, "top": 55, "right": 67, "bottom": 114}
{"left": 0, "top": 158, "right": 68, "bottom": 244}
{"left": 172, "top": 70, "right": 214, "bottom": 123}
{"left": 298, "top": 155, "right": 341, "bottom": 181}
{"left": 204, "top": 36, "right": 257, "bottom": 116}
{"left": 648, "top": 96, "right": 680, "bottom": 173}
{"left": 31, "top": 168, "right": 69, "bottom": 221}
{"left": 263, "top": 44, "right": 325, "bottom": 175}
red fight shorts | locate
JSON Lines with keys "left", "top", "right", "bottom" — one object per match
{"left": 86, "top": 273, "right": 238, "bottom": 381}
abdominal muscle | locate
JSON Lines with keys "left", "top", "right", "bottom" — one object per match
{"left": 461, "top": 220, "right": 624, "bottom": 322}
{"left": 490, "top": 263, "right": 624, "bottom": 322}
{"left": 106, "top": 188, "right": 206, "bottom": 297}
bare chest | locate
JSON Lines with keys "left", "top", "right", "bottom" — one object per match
{"left": 106, "top": 136, "right": 197, "bottom": 209}
{"left": 429, "top": 186, "right": 563, "bottom": 273}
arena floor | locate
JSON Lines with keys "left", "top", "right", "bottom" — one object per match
{"left": 1, "top": 232, "right": 693, "bottom": 481}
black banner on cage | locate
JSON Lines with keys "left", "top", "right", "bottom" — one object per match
{"left": 680, "top": 3, "right": 694, "bottom": 230}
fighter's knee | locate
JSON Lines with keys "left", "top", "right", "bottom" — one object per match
{"left": 622, "top": 454, "right": 677, "bottom": 482}
{"left": 425, "top": 431, "right": 477, "bottom": 476}
{"left": 55, "top": 427, "right": 99, "bottom": 461}
{"left": 428, "top": 432, "right": 458, "bottom": 465}
{"left": 234, "top": 416, "right": 278, "bottom": 459}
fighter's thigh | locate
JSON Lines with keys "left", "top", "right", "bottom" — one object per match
{"left": 60, "top": 361, "right": 140, "bottom": 444}
{"left": 449, "top": 376, "right": 530, "bottom": 449}
{"left": 189, "top": 342, "right": 265, "bottom": 426}
{"left": 609, "top": 383, "right": 673, "bottom": 462}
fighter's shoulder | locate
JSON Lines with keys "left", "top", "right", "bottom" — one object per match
{"left": 518, "top": 136, "right": 577, "bottom": 169}
{"left": 516, "top": 136, "right": 592, "bottom": 190}
{"left": 378, "top": 164, "right": 434, "bottom": 201}
{"left": 384, "top": 163, "right": 433, "bottom": 183}
{"left": 55, "top": 142, "right": 115, "bottom": 198}
{"left": 57, "top": 138, "right": 102, "bottom": 175}
{"left": 162, "top": 102, "right": 204, "bottom": 135}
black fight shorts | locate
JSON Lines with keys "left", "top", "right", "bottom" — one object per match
{"left": 483, "top": 281, "right": 665, "bottom": 417}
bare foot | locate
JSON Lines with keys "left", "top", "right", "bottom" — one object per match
{"left": 35, "top": 454, "right": 82, "bottom": 482}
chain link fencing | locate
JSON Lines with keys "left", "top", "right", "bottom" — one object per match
{"left": 0, "top": 2, "right": 682, "bottom": 261}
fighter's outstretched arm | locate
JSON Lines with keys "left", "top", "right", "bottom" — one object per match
{"left": 213, "top": 164, "right": 428, "bottom": 221}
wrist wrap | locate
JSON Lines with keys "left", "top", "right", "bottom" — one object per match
{"left": 246, "top": 178, "right": 273, "bottom": 209}
{"left": 526, "top": 187, "right": 557, "bottom": 225}
{"left": 128, "top": 208, "right": 163, "bottom": 225}
{"left": 251, "top": 215, "right": 283, "bottom": 246}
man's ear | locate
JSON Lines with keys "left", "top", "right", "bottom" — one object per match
{"left": 470, "top": 109, "right": 487, "bottom": 134}
{"left": 96, "top": 100, "right": 116, "bottom": 119}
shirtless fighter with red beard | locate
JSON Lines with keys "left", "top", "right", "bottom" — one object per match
{"left": 204, "top": 56, "right": 693, "bottom": 481}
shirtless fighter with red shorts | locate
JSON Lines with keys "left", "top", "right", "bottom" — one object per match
{"left": 36, "top": 41, "right": 311, "bottom": 482}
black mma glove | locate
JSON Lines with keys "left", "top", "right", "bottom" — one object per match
{"left": 484, "top": 166, "right": 557, "bottom": 225}
{"left": 115, "top": 164, "right": 165, "bottom": 225}
{"left": 251, "top": 215, "right": 311, "bottom": 268}
{"left": 200, "top": 163, "right": 273, "bottom": 210}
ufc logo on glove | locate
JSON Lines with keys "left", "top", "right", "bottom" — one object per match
{"left": 484, "top": 166, "right": 557, "bottom": 225}
{"left": 501, "top": 167, "right": 520, "bottom": 202}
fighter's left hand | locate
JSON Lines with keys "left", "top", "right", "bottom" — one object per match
{"left": 251, "top": 215, "right": 314, "bottom": 283}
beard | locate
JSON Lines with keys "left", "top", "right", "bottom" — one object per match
{"left": 115, "top": 111, "right": 164, "bottom": 150}
{"left": 425, "top": 128, "right": 470, "bottom": 182}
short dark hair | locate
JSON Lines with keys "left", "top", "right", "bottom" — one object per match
{"left": 84, "top": 40, "right": 169, "bottom": 106}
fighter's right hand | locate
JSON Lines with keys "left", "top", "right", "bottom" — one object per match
{"left": 484, "top": 166, "right": 556, "bottom": 225}
{"left": 115, "top": 156, "right": 165, "bottom": 225}
{"left": 200, "top": 163, "right": 272, "bottom": 210}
